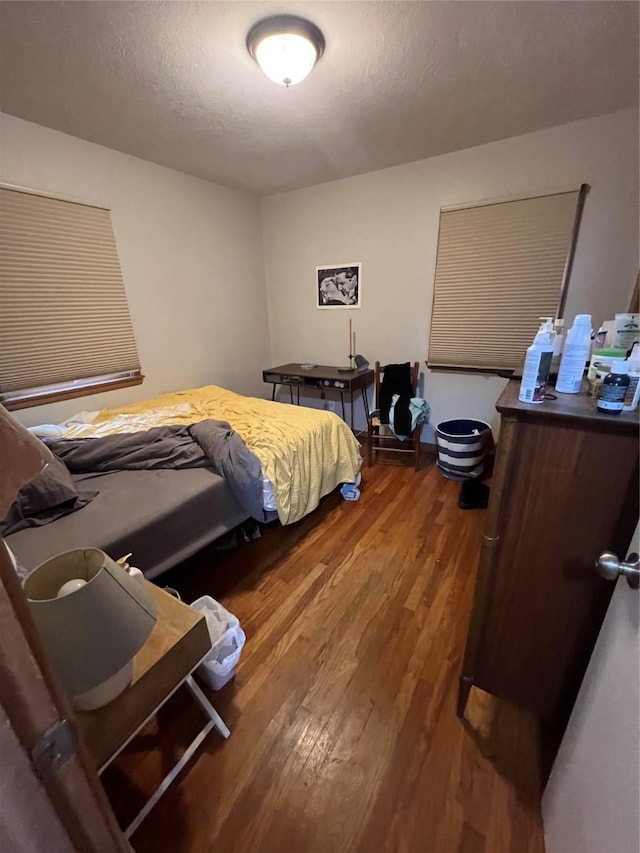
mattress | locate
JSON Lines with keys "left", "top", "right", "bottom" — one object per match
{"left": 49, "top": 385, "right": 362, "bottom": 524}
{"left": 6, "top": 467, "right": 249, "bottom": 580}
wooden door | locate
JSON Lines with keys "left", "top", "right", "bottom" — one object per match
{"left": 0, "top": 539, "right": 131, "bottom": 852}
{"left": 542, "top": 524, "right": 639, "bottom": 853}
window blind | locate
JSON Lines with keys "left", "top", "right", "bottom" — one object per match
{"left": 427, "top": 187, "right": 586, "bottom": 371}
{"left": 0, "top": 185, "right": 142, "bottom": 408}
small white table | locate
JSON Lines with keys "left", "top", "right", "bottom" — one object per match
{"left": 76, "top": 584, "right": 229, "bottom": 838}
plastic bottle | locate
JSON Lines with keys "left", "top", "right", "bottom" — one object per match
{"left": 519, "top": 318, "right": 554, "bottom": 404}
{"left": 551, "top": 317, "right": 565, "bottom": 373}
{"left": 597, "top": 362, "right": 629, "bottom": 415}
{"left": 555, "top": 314, "right": 592, "bottom": 394}
{"left": 587, "top": 348, "right": 627, "bottom": 395}
{"left": 552, "top": 318, "right": 565, "bottom": 356}
{"left": 623, "top": 342, "right": 640, "bottom": 412}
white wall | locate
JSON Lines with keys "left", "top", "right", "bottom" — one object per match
{"left": 261, "top": 109, "right": 639, "bottom": 440}
{"left": 3, "top": 110, "right": 637, "bottom": 434}
{"left": 0, "top": 113, "right": 271, "bottom": 427}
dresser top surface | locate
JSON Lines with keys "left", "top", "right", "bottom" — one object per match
{"left": 497, "top": 378, "right": 640, "bottom": 432}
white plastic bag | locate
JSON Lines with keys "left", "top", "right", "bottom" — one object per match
{"left": 191, "top": 596, "right": 246, "bottom": 690}
{"left": 191, "top": 595, "right": 230, "bottom": 645}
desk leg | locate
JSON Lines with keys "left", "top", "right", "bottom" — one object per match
{"left": 297, "top": 386, "right": 300, "bottom": 405}
{"left": 341, "top": 391, "right": 346, "bottom": 421}
{"left": 125, "top": 717, "right": 216, "bottom": 838}
{"left": 186, "top": 676, "right": 231, "bottom": 739}
{"left": 350, "top": 389, "right": 354, "bottom": 430}
{"left": 289, "top": 386, "right": 294, "bottom": 404}
{"left": 271, "top": 384, "right": 276, "bottom": 402}
{"left": 123, "top": 676, "right": 230, "bottom": 838}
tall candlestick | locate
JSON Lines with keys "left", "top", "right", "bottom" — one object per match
{"left": 349, "top": 319, "right": 352, "bottom": 357}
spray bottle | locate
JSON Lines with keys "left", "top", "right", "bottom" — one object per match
{"left": 519, "top": 317, "right": 555, "bottom": 404}
{"left": 555, "top": 314, "right": 592, "bottom": 394}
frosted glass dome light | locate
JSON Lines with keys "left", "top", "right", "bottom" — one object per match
{"left": 247, "top": 16, "right": 325, "bottom": 87}
{"left": 254, "top": 32, "right": 318, "bottom": 87}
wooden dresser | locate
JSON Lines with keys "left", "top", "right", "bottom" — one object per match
{"left": 458, "top": 379, "right": 639, "bottom": 731}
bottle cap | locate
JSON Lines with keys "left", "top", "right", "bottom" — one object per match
{"left": 610, "top": 362, "right": 629, "bottom": 375}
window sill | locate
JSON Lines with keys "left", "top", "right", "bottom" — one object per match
{"left": 426, "top": 363, "right": 515, "bottom": 378}
{"left": 2, "top": 375, "right": 145, "bottom": 411}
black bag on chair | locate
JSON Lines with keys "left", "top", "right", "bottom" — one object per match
{"left": 378, "top": 363, "right": 413, "bottom": 435}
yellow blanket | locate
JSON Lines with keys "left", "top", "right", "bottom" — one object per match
{"left": 60, "top": 386, "right": 361, "bottom": 525}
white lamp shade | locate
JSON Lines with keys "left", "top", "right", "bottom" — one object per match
{"left": 254, "top": 32, "right": 318, "bottom": 86}
{"left": 24, "top": 548, "right": 157, "bottom": 700}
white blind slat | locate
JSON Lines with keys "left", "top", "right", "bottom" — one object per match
{"left": 428, "top": 190, "right": 581, "bottom": 370}
{"left": 0, "top": 186, "right": 141, "bottom": 397}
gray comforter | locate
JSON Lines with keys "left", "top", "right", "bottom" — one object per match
{"left": 46, "top": 420, "right": 264, "bottom": 521}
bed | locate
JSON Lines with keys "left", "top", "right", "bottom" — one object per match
{"left": 51, "top": 384, "right": 362, "bottom": 525}
{"left": 5, "top": 385, "right": 362, "bottom": 579}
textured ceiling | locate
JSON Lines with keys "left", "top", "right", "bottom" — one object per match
{"left": 0, "top": 1, "right": 637, "bottom": 196}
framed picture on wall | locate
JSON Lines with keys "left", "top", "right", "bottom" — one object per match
{"left": 316, "top": 263, "right": 361, "bottom": 309}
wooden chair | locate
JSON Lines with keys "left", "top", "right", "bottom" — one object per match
{"left": 367, "top": 361, "right": 421, "bottom": 471}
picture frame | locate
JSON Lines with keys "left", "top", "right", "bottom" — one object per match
{"left": 316, "top": 263, "right": 361, "bottom": 309}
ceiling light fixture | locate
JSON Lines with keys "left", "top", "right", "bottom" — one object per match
{"left": 246, "top": 15, "right": 325, "bottom": 87}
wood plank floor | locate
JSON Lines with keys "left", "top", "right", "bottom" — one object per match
{"left": 104, "top": 450, "right": 546, "bottom": 853}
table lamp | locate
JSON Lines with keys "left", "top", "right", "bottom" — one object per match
{"left": 23, "top": 548, "right": 158, "bottom": 710}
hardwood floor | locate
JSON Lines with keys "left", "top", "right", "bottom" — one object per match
{"left": 104, "top": 450, "right": 546, "bottom": 853}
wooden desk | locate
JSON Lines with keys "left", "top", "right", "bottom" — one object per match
{"left": 263, "top": 363, "right": 374, "bottom": 430}
{"left": 76, "top": 584, "right": 230, "bottom": 838}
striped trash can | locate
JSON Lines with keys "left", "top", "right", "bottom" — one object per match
{"left": 435, "top": 419, "right": 493, "bottom": 481}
